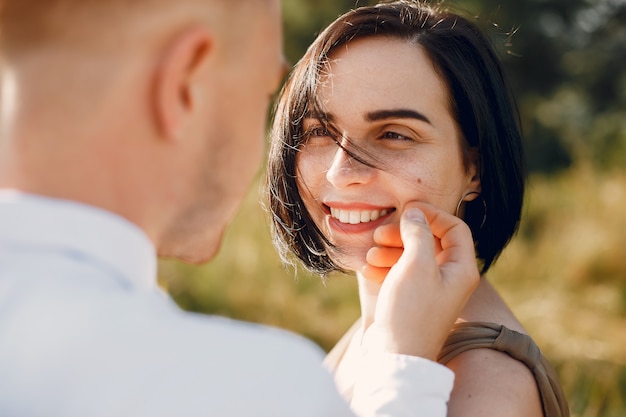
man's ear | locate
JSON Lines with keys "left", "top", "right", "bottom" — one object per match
{"left": 152, "top": 27, "right": 213, "bottom": 141}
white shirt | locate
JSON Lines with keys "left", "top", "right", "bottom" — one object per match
{"left": 0, "top": 191, "right": 454, "bottom": 417}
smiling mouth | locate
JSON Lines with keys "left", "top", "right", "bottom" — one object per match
{"left": 328, "top": 207, "right": 395, "bottom": 225}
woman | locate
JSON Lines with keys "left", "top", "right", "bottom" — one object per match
{"left": 267, "top": 1, "right": 569, "bottom": 416}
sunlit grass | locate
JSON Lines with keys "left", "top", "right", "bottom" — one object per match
{"left": 488, "top": 165, "right": 626, "bottom": 364}
{"left": 158, "top": 166, "right": 626, "bottom": 417}
{"left": 486, "top": 165, "right": 626, "bottom": 417}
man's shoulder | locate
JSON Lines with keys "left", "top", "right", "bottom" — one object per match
{"left": 0, "top": 284, "right": 347, "bottom": 417}
{"left": 163, "top": 305, "right": 327, "bottom": 363}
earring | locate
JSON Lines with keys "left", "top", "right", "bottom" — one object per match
{"left": 455, "top": 191, "right": 487, "bottom": 230}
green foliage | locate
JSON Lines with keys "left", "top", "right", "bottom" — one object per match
{"left": 282, "top": 0, "right": 358, "bottom": 64}
{"left": 454, "top": 0, "right": 626, "bottom": 172}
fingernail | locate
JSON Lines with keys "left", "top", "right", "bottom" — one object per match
{"left": 405, "top": 208, "right": 426, "bottom": 223}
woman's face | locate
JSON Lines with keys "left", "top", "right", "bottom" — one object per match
{"left": 295, "top": 36, "right": 480, "bottom": 271}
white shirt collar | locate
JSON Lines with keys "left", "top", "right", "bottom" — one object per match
{"left": 0, "top": 190, "right": 157, "bottom": 291}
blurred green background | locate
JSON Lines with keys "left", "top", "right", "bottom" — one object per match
{"left": 159, "top": 1, "right": 626, "bottom": 416}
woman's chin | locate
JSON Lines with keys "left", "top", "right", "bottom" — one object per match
{"left": 330, "top": 250, "right": 369, "bottom": 274}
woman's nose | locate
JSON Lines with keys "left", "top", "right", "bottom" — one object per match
{"left": 325, "top": 146, "right": 375, "bottom": 188}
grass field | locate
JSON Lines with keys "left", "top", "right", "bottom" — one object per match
{"left": 159, "top": 164, "right": 626, "bottom": 417}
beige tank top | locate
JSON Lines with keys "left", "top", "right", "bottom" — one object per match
{"left": 324, "top": 320, "right": 570, "bottom": 417}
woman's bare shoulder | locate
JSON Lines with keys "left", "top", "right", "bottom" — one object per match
{"left": 446, "top": 279, "right": 544, "bottom": 416}
{"left": 446, "top": 347, "right": 544, "bottom": 417}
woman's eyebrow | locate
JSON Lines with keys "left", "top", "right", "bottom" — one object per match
{"left": 303, "top": 111, "right": 335, "bottom": 122}
{"left": 365, "top": 109, "right": 432, "bottom": 125}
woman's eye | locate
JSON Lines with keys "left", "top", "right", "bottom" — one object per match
{"left": 309, "top": 126, "right": 330, "bottom": 137}
{"left": 303, "top": 125, "right": 333, "bottom": 142}
{"left": 381, "top": 131, "right": 411, "bottom": 141}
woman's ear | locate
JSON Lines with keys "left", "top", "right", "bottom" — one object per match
{"left": 467, "top": 147, "right": 481, "bottom": 194}
{"left": 151, "top": 27, "right": 213, "bottom": 141}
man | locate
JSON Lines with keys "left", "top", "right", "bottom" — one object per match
{"left": 0, "top": 1, "right": 479, "bottom": 416}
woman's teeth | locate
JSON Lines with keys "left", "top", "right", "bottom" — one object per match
{"left": 329, "top": 207, "right": 390, "bottom": 224}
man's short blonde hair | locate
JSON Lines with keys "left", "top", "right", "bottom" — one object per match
{"left": 0, "top": 0, "right": 255, "bottom": 60}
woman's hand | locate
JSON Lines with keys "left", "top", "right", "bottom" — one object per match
{"left": 361, "top": 201, "right": 479, "bottom": 360}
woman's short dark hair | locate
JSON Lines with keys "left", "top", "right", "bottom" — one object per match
{"left": 266, "top": 0, "right": 525, "bottom": 275}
